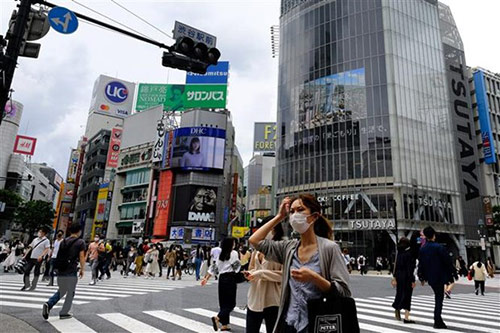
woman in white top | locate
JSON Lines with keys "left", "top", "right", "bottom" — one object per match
{"left": 201, "top": 237, "right": 240, "bottom": 332}
{"left": 245, "top": 218, "right": 284, "bottom": 333}
{"left": 180, "top": 137, "right": 204, "bottom": 168}
{"left": 470, "top": 261, "right": 488, "bottom": 296}
{"left": 145, "top": 244, "right": 160, "bottom": 279}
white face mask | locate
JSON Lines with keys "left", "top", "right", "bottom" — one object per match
{"left": 289, "top": 212, "right": 313, "bottom": 234}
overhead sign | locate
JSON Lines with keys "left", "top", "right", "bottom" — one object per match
{"left": 173, "top": 185, "right": 217, "bottom": 223}
{"left": 89, "top": 75, "right": 135, "bottom": 118}
{"left": 253, "top": 122, "right": 277, "bottom": 152}
{"left": 106, "top": 128, "right": 123, "bottom": 168}
{"left": 66, "top": 148, "right": 81, "bottom": 183}
{"left": 348, "top": 219, "right": 396, "bottom": 230}
{"left": 186, "top": 61, "right": 229, "bottom": 84}
{"left": 232, "top": 226, "right": 249, "bottom": 239}
{"left": 173, "top": 21, "right": 216, "bottom": 48}
{"left": 48, "top": 7, "right": 78, "bottom": 34}
{"left": 13, "top": 135, "right": 37, "bottom": 155}
{"left": 135, "top": 83, "right": 227, "bottom": 112}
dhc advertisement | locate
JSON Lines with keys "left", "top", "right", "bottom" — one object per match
{"left": 473, "top": 70, "right": 497, "bottom": 164}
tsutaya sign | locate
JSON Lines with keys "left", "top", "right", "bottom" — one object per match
{"left": 349, "top": 219, "right": 396, "bottom": 230}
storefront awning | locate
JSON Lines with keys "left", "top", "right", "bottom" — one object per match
{"left": 116, "top": 221, "right": 133, "bottom": 228}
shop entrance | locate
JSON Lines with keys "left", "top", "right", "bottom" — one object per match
{"left": 336, "top": 230, "right": 395, "bottom": 269}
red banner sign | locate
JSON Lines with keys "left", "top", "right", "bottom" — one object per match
{"left": 106, "top": 128, "right": 122, "bottom": 168}
{"left": 13, "top": 135, "right": 37, "bottom": 156}
{"left": 153, "top": 170, "right": 174, "bottom": 238}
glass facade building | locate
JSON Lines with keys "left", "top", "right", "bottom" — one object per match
{"left": 277, "top": 0, "right": 480, "bottom": 262}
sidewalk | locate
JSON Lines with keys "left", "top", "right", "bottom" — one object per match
{"left": 0, "top": 314, "right": 38, "bottom": 333}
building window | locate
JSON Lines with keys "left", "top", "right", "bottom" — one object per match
{"left": 125, "top": 169, "right": 150, "bottom": 186}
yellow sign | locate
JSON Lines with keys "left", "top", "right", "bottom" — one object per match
{"left": 91, "top": 186, "right": 109, "bottom": 239}
{"left": 232, "top": 226, "right": 249, "bottom": 239}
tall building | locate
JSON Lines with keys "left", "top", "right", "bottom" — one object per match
{"left": 245, "top": 154, "right": 276, "bottom": 227}
{"left": 0, "top": 100, "right": 23, "bottom": 189}
{"left": 276, "top": 0, "right": 482, "bottom": 262}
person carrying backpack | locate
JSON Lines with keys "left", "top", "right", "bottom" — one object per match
{"left": 42, "top": 222, "right": 86, "bottom": 320}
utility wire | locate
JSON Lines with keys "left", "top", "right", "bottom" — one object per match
{"left": 109, "top": 0, "right": 173, "bottom": 40}
{"left": 70, "top": 0, "right": 155, "bottom": 41}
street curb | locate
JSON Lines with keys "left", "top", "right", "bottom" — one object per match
{"left": 0, "top": 313, "right": 39, "bottom": 333}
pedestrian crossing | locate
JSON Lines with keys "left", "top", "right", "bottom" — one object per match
{"left": 0, "top": 273, "right": 212, "bottom": 311}
{"left": 10, "top": 292, "right": 498, "bottom": 333}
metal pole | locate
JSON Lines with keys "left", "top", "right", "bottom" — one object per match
{"left": 0, "top": 0, "right": 34, "bottom": 125}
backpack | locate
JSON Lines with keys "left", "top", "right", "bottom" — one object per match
{"left": 54, "top": 238, "right": 79, "bottom": 272}
{"left": 359, "top": 257, "right": 365, "bottom": 265}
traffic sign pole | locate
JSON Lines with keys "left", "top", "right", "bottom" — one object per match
{"left": 0, "top": 0, "right": 34, "bottom": 126}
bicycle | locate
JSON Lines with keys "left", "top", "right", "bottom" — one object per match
{"left": 184, "top": 261, "right": 195, "bottom": 275}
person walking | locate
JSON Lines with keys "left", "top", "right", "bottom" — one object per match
{"left": 249, "top": 194, "right": 351, "bottom": 333}
{"left": 145, "top": 244, "right": 160, "bottom": 279}
{"left": 343, "top": 248, "right": 352, "bottom": 274}
{"left": 135, "top": 242, "right": 145, "bottom": 276}
{"left": 46, "top": 230, "right": 64, "bottom": 286}
{"left": 418, "top": 226, "right": 455, "bottom": 329}
{"left": 392, "top": 237, "right": 416, "bottom": 324}
{"left": 486, "top": 257, "right": 495, "bottom": 278}
{"left": 86, "top": 235, "right": 100, "bottom": 285}
{"left": 157, "top": 243, "right": 165, "bottom": 278}
{"left": 21, "top": 227, "right": 51, "bottom": 291}
{"left": 456, "top": 256, "right": 468, "bottom": 278}
{"left": 376, "top": 257, "right": 383, "bottom": 275}
{"left": 42, "top": 222, "right": 86, "bottom": 320}
{"left": 245, "top": 218, "right": 284, "bottom": 333}
{"left": 211, "top": 242, "right": 221, "bottom": 280}
{"left": 201, "top": 237, "right": 241, "bottom": 332}
{"left": 3, "top": 239, "right": 22, "bottom": 272}
{"left": 470, "top": 260, "right": 488, "bottom": 296}
{"left": 165, "top": 245, "right": 177, "bottom": 280}
{"left": 124, "top": 244, "right": 137, "bottom": 278}
{"left": 195, "top": 244, "right": 205, "bottom": 281}
{"left": 357, "top": 254, "right": 367, "bottom": 275}
{"left": 175, "top": 246, "right": 184, "bottom": 280}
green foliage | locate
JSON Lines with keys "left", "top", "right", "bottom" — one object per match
{"left": 14, "top": 200, "right": 55, "bottom": 236}
{"left": 493, "top": 205, "right": 500, "bottom": 228}
{"left": 0, "top": 189, "right": 23, "bottom": 222}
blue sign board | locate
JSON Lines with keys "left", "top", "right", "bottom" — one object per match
{"left": 473, "top": 70, "right": 497, "bottom": 164}
{"left": 48, "top": 7, "right": 78, "bottom": 34}
{"left": 186, "top": 61, "right": 229, "bottom": 84}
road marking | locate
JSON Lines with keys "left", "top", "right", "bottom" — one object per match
{"left": 0, "top": 300, "right": 59, "bottom": 309}
{"left": 0, "top": 294, "right": 88, "bottom": 305}
{"left": 354, "top": 301, "right": 498, "bottom": 333}
{"left": 185, "top": 308, "right": 265, "bottom": 333}
{"left": 0, "top": 284, "right": 130, "bottom": 298}
{"left": 98, "top": 313, "right": 165, "bottom": 333}
{"left": 0, "top": 281, "right": 148, "bottom": 295}
{"left": 382, "top": 296, "right": 500, "bottom": 315}
{"left": 359, "top": 322, "right": 411, "bottom": 333}
{"left": 145, "top": 310, "right": 213, "bottom": 332}
{"left": 0, "top": 288, "right": 111, "bottom": 301}
{"left": 48, "top": 316, "right": 97, "bottom": 333}
{"left": 358, "top": 313, "right": 456, "bottom": 333}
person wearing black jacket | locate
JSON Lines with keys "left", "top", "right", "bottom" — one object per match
{"left": 418, "top": 227, "right": 455, "bottom": 329}
{"left": 392, "top": 237, "right": 416, "bottom": 324}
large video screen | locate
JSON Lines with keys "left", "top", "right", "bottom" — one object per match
{"left": 169, "top": 127, "right": 226, "bottom": 171}
{"left": 173, "top": 185, "right": 217, "bottom": 223}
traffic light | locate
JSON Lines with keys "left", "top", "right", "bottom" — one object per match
{"left": 162, "top": 37, "right": 221, "bottom": 74}
{"left": 6, "top": 9, "right": 49, "bottom": 59}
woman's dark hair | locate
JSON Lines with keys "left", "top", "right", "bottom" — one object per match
{"left": 169, "top": 244, "right": 175, "bottom": 252}
{"left": 240, "top": 246, "right": 248, "bottom": 255}
{"left": 189, "top": 137, "right": 201, "bottom": 154}
{"left": 196, "top": 244, "right": 202, "bottom": 257}
{"left": 477, "top": 262, "right": 483, "bottom": 268}
{"left": 272, "top": 220, "right": 285, "bottom": 241}
{"left": 291, "top": 194, "right": 333, "bottom": 240}
{"left": 398, "top": 237, "right": 410, "bottom": 250}
{"left": 219, "top": 237, "right": 235, "bottom": 262}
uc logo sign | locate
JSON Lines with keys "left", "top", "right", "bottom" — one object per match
{"left": 105, "top": 81, "right": 128, "bottom": 104}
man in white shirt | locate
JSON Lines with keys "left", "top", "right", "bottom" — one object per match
{"left": 210, "top": 242, "right": 222, "bottom": 280}
{"left": 22, "top": 226, "right": 51, "bottom": 291}
{"left": 47, "top": 230, "right": 64, "bottom": 286}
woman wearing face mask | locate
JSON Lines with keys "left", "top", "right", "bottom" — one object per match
{"left": 201, "top": 237, "right": 240, "bottom": 332}
{"left": 249, "top": 194, "right": 351, "bottom": 333}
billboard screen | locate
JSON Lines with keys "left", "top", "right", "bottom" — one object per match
{"left": 168, "top": 127, "right": 225, "bottom": 171}
{"left": 13, "top": 135, "right": 37, "bottom": 155}
{"left": 186, "top": 61, "right": 229, "bottom": 84}
{"left": 473, "top": 70, "right": 497, "bottom": 164}
{"left": 254, "top": 122, "right": 277, "bottom": 152}
{"left": 153, "top": 170, "right": 174, "bottom": 238}
{"left": 173, "top": 185, "right": 217, "bottom": 223}
{"left": 135, "top": 83, "right": 227, "bottom": 112}
{"left": 89, "top": 75, "right": 136, "bottom": 118}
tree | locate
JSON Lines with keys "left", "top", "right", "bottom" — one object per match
{"left": 0, "top": 189, "right": 23, "bottom": 221}
{"left": 14, "top": 200, "right": 54, "bottom": 239}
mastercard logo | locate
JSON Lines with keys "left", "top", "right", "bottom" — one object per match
{"left": 100, "top": 104, "right": 110, "bottom": 111}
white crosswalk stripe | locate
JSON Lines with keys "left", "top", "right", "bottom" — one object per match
{"left": 0, "top": 273, "right": 210, "bottom": 311}
{"left": 7, "top": 289, "right": 497, "bottom": 332}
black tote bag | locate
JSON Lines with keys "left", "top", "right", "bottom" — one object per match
{"left": 307, "top": 289, "right": 360, "bottom": 333}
